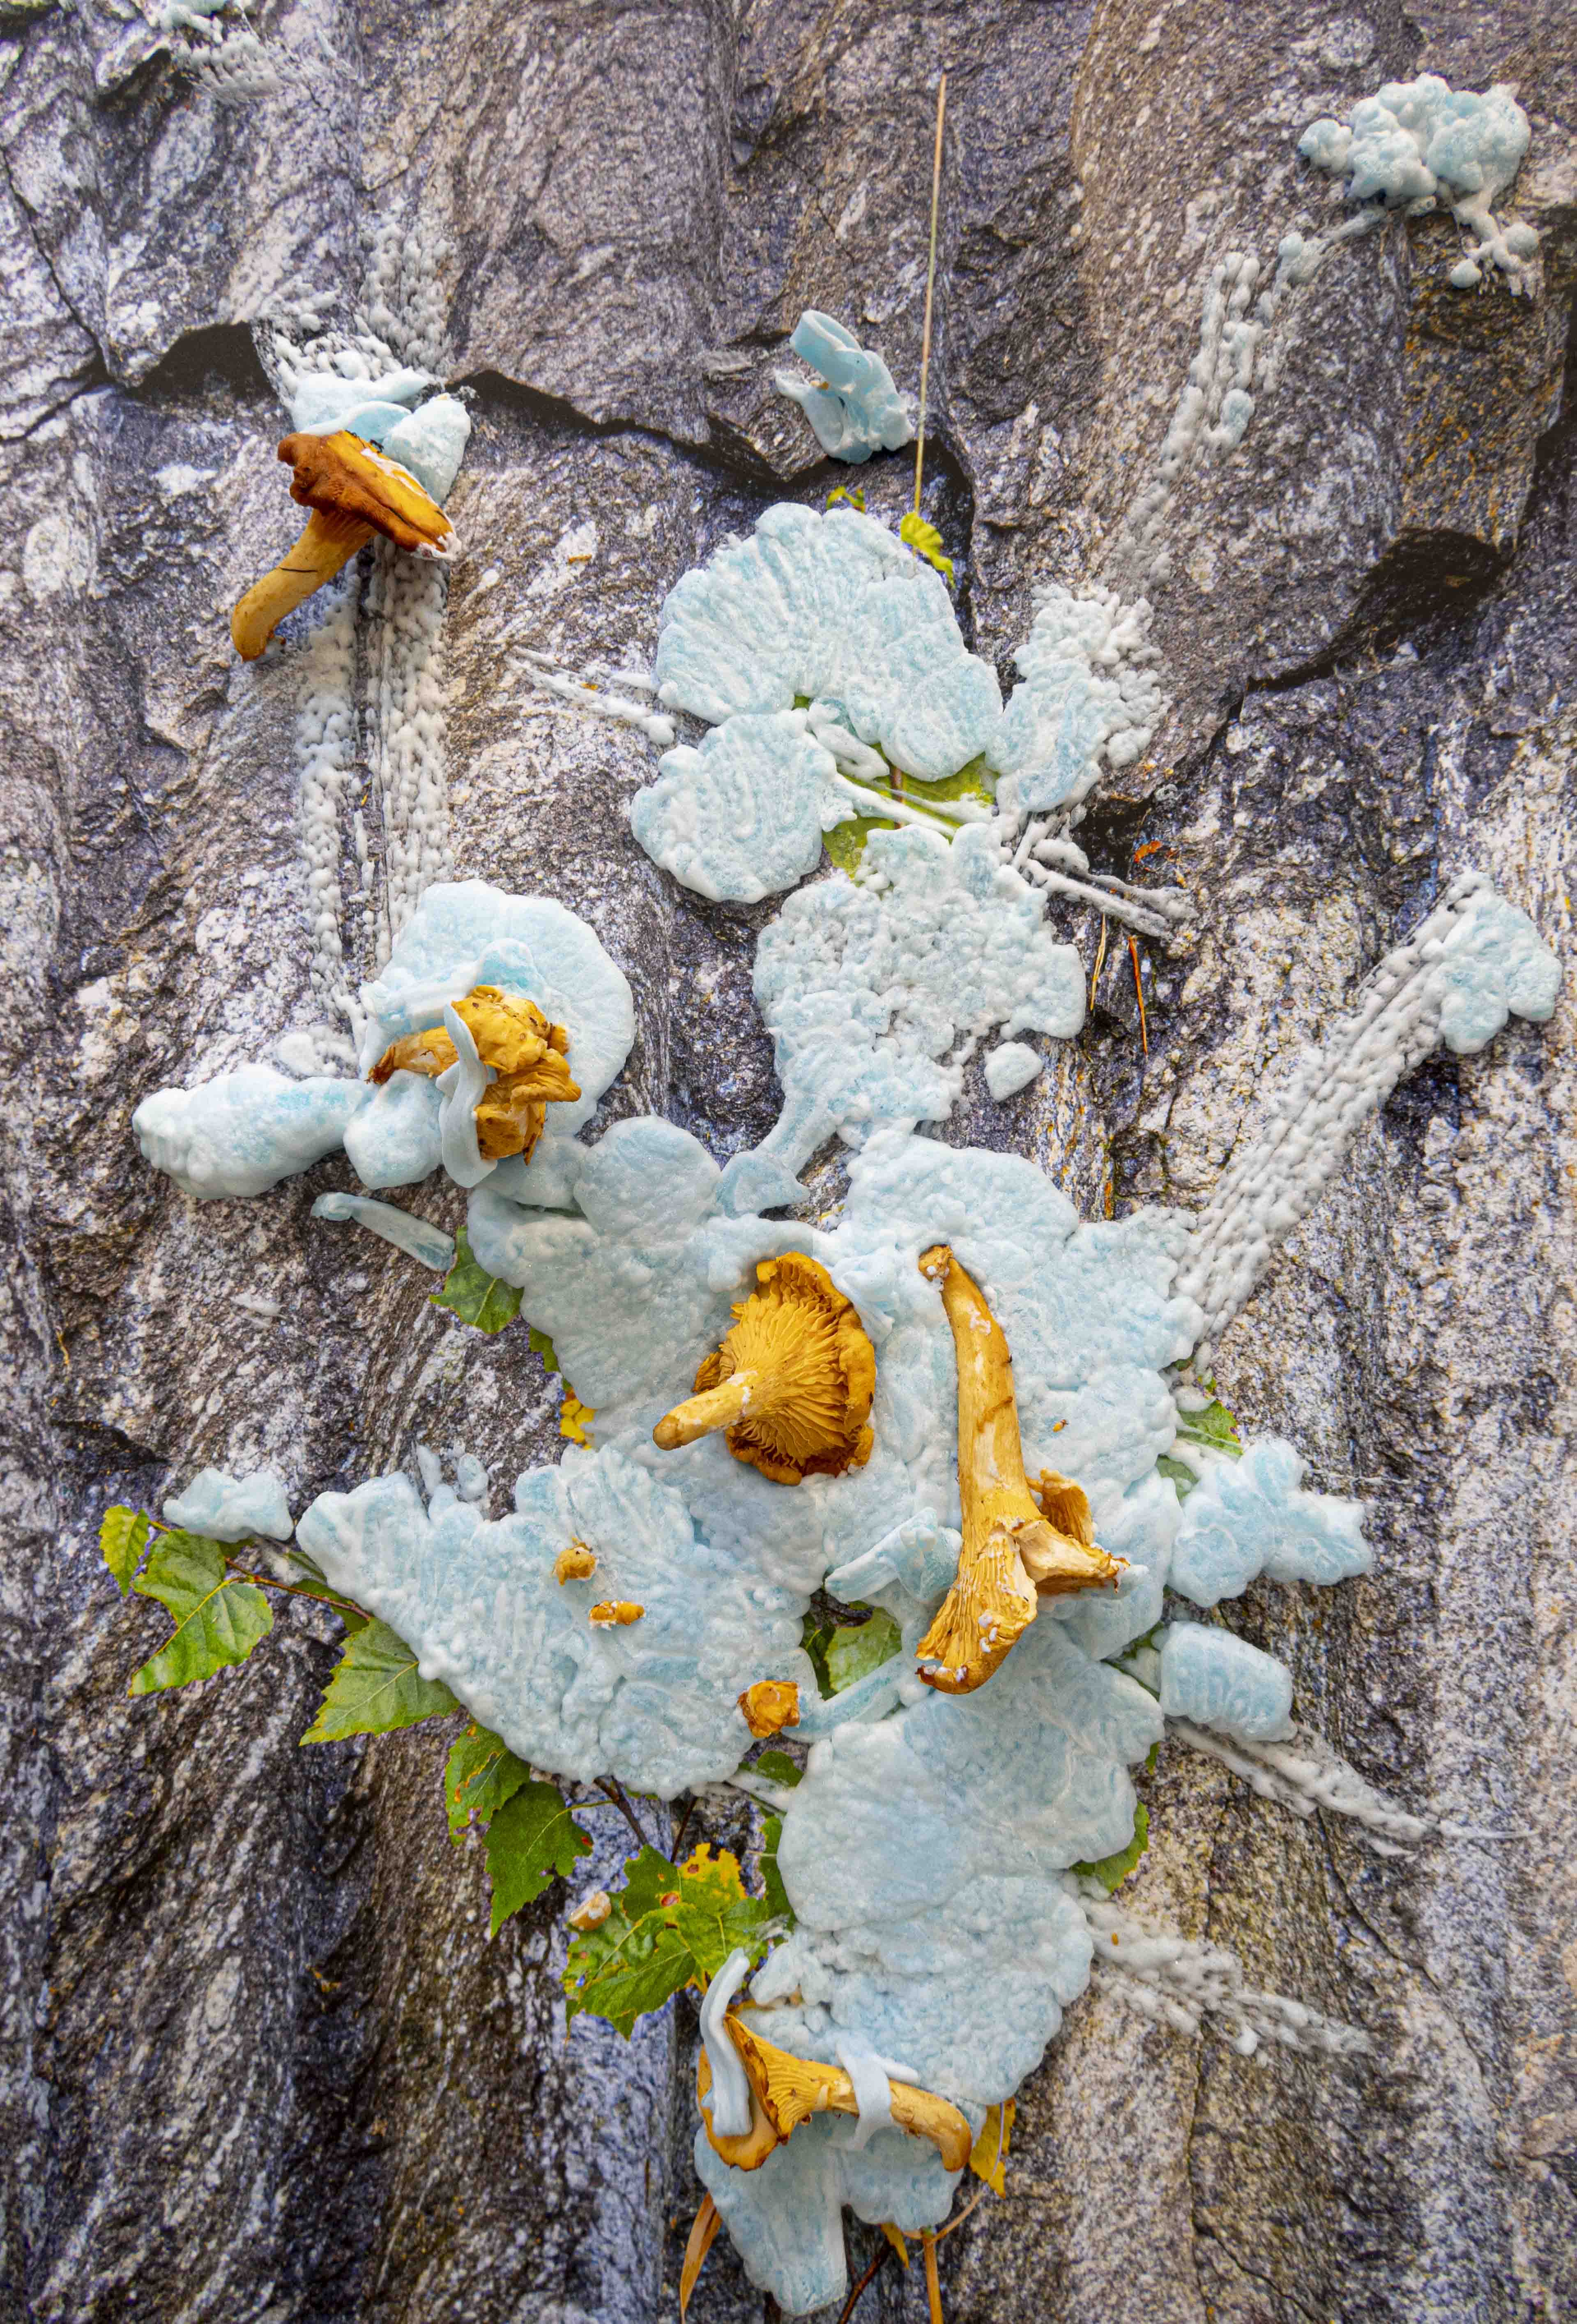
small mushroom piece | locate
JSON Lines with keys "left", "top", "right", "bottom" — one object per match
{"left": 652, "top": 1252, "right": 876, "bottom": 1486}
{"left": 915, "top": 1244, "right": 1124, "bottom": 1695}
{"left": 737, "top": 1679, "right": 800, "bottom": 1738}
{"left": 554, "top": 1541, "right": 598, "bottom": 1583}
{"left": 368, "top": 984, "right": 580, "bottom": 1164}
{"left": 588, "top": 1601, "right": 645, "bottom": 1628}
{"left": 698, "top": 2014, "right": 972, "bottom": 2175}
{"left": 231, "top": 430, "right": 457, "bottom": 661}
{"left": 567, "top": 1889, "right": 612, "bottom": 1931}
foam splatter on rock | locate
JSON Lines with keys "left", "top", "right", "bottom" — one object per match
{"left": 1300, "top": 75, "right": 1537, "bottom": 292}
{"left": 629, "top": 711, "right": 856, "bottom": 903}
{"left": 773, "top": 310, "right": 915, "bottom": 463}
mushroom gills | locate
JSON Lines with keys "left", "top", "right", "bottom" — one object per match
{"left": 652, "top": 1251, "right": 875, "bottom": 1486}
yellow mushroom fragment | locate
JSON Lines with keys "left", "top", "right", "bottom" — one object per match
{"left": 231, "top": 429, "right": 456, "bottom": 661}
{"left": 697, "top": 2015, "right": 971, "bottom": 2175}
{"left": 737, "top": 1679, "right": 800, "bottom": 1739}
{"left": 914, "top": 1244, "right": 1125, "bottom": 1696}
{"left": 554, "top": 1541, "right": 598, "bottom": 1583}
{"left": 369, "top": 984, "right": 580, "bottom": 1164}
{"left": 589, "top": 1601, "right": 645, "bottom": 1628}
{"left": 653, "top": 1252, "right": 876, "bottom": 1486}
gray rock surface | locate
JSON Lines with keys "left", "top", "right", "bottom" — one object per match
{"left": 1, "top": 3, "right": 1572, "bottom": 2321}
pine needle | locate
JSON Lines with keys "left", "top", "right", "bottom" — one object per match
{"left": 1128, "top": 933, "right": 1149, "bottom": 1056}
{"left": 913, "top": 74, "right": 948, "bottom": 513}
{"left": 1090, "top": 913, "right": 1110, "bottom": 1011}
{"left": 679, "top": 2193, "right": 721, "bottom": 2318}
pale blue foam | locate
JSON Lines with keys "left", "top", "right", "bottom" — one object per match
{"left": 133, "top": 1066, "right": 368, "bottom": 1200}
{"left": 284, "top": 371, "right": 472, "bottom": 505}
{"left": 380, "top": 395, "right": 472, "bottom": 505}
{"left": 357, "top": 880, "right": 635, "bottom": 1140}
{"left": 652, "top": 504, "right": 1001, "bottom": 781}
{"left": 1435, "top": 893, "right": 1561, "bottom": 1051}
{"left": 773, "top": 309, "right": 914, "bottom": 463}
{"left": 1300, "top": 76, "right": 1535, "bottom": 286}
{"left": 629, "top": 710, "right": 853, "bottom": 903}
{"left": 343, "top": 1071, "right": 443, "bottom": 1188}
{"left": 1168, "top": 1439, "right": 1370, "bottom": 1607}
{"left": 311, "top": 1191, "right": 455, "bottom": 1272}
{"left": 749, "top": 825, "right": 1086, "bottom": 1176}
{"left": 163, "top": 1465, "right": 292, "bottom": 1543}
{"left": 296, "top": 1446, "right": 814, "bottom": 1799}
{"left": 984, "top": 1040, "right": 1041, "bottom": 1100}
{"left": 988, "top": 586, "right": 1165, "bottom": 817}
{"left": 1158, "top": 1620, "right": 1294, "bottom": 1741}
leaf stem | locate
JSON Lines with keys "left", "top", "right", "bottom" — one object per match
{"left": 596, "top": 1776, "right": 654, "bottom": 1854}
{"left": 223, "top": 1566, "right": 367, "bottom": 1621}
{"left": 836, "top": 2240, "right": 892, "bottom": 2324}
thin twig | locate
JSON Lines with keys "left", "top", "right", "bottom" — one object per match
{"left": 836, "top": 2241, "right": 892, "bottom": 2324}
{"left": 1128, "top": 933, "right": 1149, "bottom": 1056}
{"left": 672, "top": 1795, "right": 698, "bottom": 1859}
{"left": 224, "top": 1568, "right": 367, "bottom": 1621}
{"left": 913, "top": 73, "right": 948, "bottom": 513}
{"left": 596, "top": 1777, "right": 653, "bottom": 1853}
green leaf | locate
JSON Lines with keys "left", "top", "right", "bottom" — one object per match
{"left": 484, "top": 1779, "right": 592, "bottom": 1934}
{"left": 758, "top": 1812, "right": 793, "bottom": 1923}
{"left": 899, "top": 509, "right": 954, "bottom": 581}
{"left": 1157, "top": 1453, "right": 1197, "bottom": 1501}
{"left": 129, "top": 1533, "right": 273, "bottom": 1695}
{"left": 100, "top": 1505, "right": 150, "bottom": 1596}
{"left": 749, "top": 1750, "right": 803, "bottom": 1791}
{"left": 527, "top": 1324, "right": 559, "bottom": 1374}
{"left": 1072, "top": 1801, "right": 1150, "bottom": 1893}
{"left": 282, "top": 1547, "right": 368, "bottom": 1630}
{"left": 823, "top": 757, "right": 995, "bottom": 877}
{"left": 563, "top": 1843, "right": 774, "bottom": 2039}
{"left": 300, "top": 1617, "right": 458, "bottom": 1743}
{"left": 826, "top": 1608, "right": 902, "bottom": 1692}
{"left": 1175, "top": 1393, "right": 1242, "bottom": 1458}
{"left": 445, "top": 1722, "right": 530, "bottom": 1838}
{"left": 800, "top": 1610, "right": 837, "bottom": 1699}
{"left": 430, "top": 1225, "right": 522, "bottom": 1335}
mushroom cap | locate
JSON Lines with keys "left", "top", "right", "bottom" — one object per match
{"left": 278, "top": 429, "right": 454, "bottom": 557}
{"left": 688, "top": 1251, "right": 875, "bottom": 1485}
{"left": 368, "top": 984, "right": 580, "bottom": 1165}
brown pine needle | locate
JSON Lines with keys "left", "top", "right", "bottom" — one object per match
{"left": 679, "top": 2193, "right": 721, "bottom": 2318}
{"left": 1128, "top": 933, "right": 1149, "bottom": 1056}
{"left": 914, "top": 74, "right": 948, "bottom": 514}
{"left": 922, "top": 2228, "right": 944, "bottom": 2323}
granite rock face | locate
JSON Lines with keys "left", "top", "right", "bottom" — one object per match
{"left": 1, "top": 4, "right": 1573, "bottom": 2322}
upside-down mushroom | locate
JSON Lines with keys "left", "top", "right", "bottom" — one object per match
{"left": 589, "top": 1601, "right": 644, "bottom": 1628}
{"left": 652, "top": 1252, "right": 875, "bottom": 1485}
{"left": 231, "top": 429, "right": 457, "bottom": 660}
{"left": 697, "top": 2013, "right": 971, "bottom": 2175}
{"left": 368, "top": 983, "right": 580, "bottom": 1164}
{"left": 554, "top": 1541, "right": 597, "bottom": 1583}
{"left": 914, "top": 1244, "right": 1125, "bottom": 1695}
{"left": 737, "top": 1679, "right": 800, "bottom": 1738}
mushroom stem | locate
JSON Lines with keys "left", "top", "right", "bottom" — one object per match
{"left": 230, "top": 508, "right": 373, "bottom": 661}
{"left": 915, "top": 1243, "right": 1123, "bottom": 1696}
{"left": 653, "top": 1368, "right": 761, "bottom": 1450}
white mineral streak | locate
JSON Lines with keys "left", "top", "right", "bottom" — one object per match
{"left": 1176, "top": 873, "right": 1560, "bottom": 1360}
{"left": 1075, "top": 1884, "right": 1371, "bottom": 2057}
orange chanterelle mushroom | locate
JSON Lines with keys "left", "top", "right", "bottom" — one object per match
{"left": 652, "top": 1252, "right": 875, "bottom": 1485}
{"left": 915, "top": 1243, "right": 1126, "bottom": 1695}
{"left": 231, "top": 430, "right": 456, "bottom": 661}
{"left": 697, "top": 2010, "right": 971, "bottom": 2175}
{"left": 369, "top": 984, "right": 580, "bottom": 1164}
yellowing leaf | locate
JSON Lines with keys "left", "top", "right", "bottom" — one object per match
{"left": 1071, "top": 1801, "right": 1149, "bottom": 1893}
{"left": 129, "top": 1533, "right": 273, "bottom": 1695}
{"left": 826, "top": 484, "right": 866, "bottom": 511}
{"left": 559, "top": 1392, "right": 594, "bottom": 1446}
{"left": 301, "top": 1617, "right": 458, "bottom": 1742}
{"left": 880, "top": 2222, "right": 910, "bottom": 2269}
{"left": 899, "top": 509, "right": 954, "bottom": 581}
{"left": 562, "top": 1841, "right": 775, "bottom": 2039}
{"left": 680, "top": 2193, "right": 722, "bottom": 2318}
{"left": 100, "top": 1505, "right": 150, "bottom": 1596}
{"left": 445, "top": 1722, "right": 530, "bottom": 1837}
{"left": 969, "top": 2099, "right": 1015, "bottom": 2196}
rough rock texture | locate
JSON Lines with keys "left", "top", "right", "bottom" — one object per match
{"left": 1, "top": 4, "right": 1573, "bottom": 2322}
